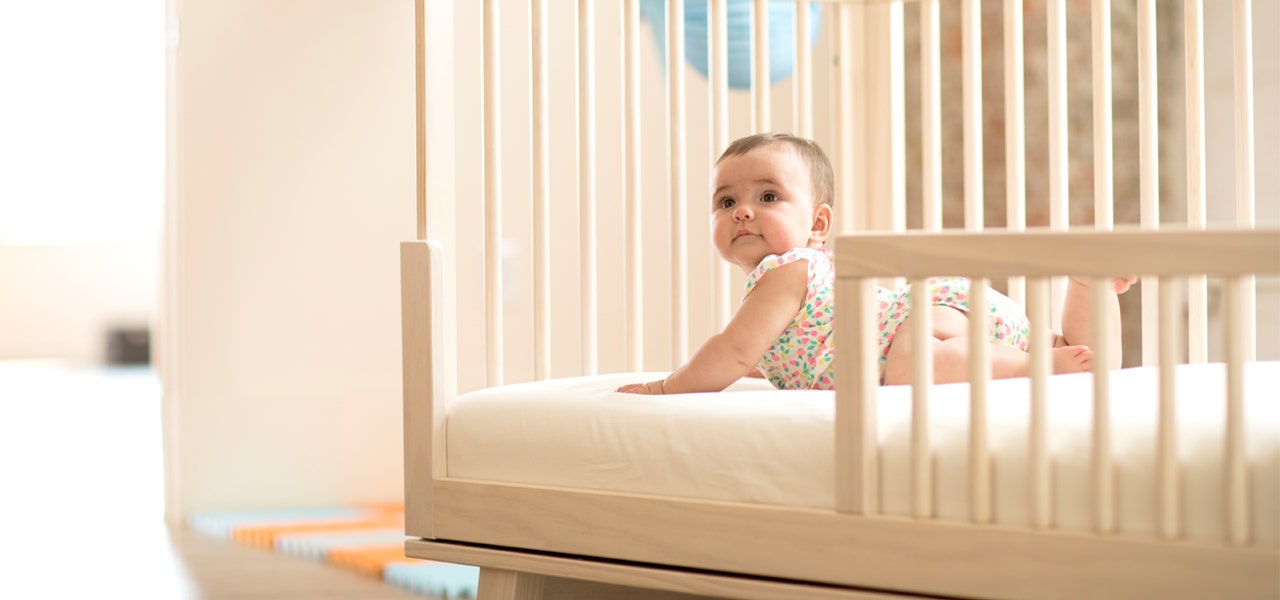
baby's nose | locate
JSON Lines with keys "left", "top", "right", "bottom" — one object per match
{"left": 733, "top": 205, "right": 752, "bottom": 221}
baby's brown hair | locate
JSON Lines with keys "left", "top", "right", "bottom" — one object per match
{"left": 716, "top": 133, "right": 834, "bottom": 207}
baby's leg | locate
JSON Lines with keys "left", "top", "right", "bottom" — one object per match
{"left": 1060, "top": 277, "right": 1126, "bottom": 370}
{"left": 883, "top": 306, "right": 1092, "bottom": 385}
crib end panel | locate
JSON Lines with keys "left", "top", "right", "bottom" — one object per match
{"left": 402, "top": 240, "right": 450, "bottom": 539}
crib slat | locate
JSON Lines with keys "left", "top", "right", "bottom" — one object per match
{"left": 1185, "top": 0, "right": 1208, "bottom": 364}
{"left": 836, "top": 275, "right": 879, "bottom": 516}
{"left": 1046, "top": 0, "right": 1069, "bottom": 328}
{"left": 1003, "top": 0, "right": 1026, "bottom": 306}
{"left": 711, "top": 0, "right": 731, "bottom": 331}
{"left": 414, "top": 0, "right": 427, "bottom": 241}
{"left": 579, "top": 0, "right": 598, "bottom": 376}
{"left": 1138, "top": 0, "right": 1160, "bottom": 367}
{"left": 1092, "top": 0, "right": 1114, "bottom": 230}
{"left": 1044, "top": 0, "right": 1075, "bottom": 332}
{"left": 624, "top": 0, "right": 643, "bottom": 372}
{"left": 909, "top": 277, "right": 933, "bottom": 519}
{"left": 795, "top": 1, "right": 813, "bottom": 139}
{"left": 1047, "top": 0, "right": 1068, "bottom": 233}
{"left": 669, "top": 0, "right": 689, "bottom": 366}
{"left": 1234, "top": 0, "right": 1257, "bottom": 362}
{"left": 920, "top": 0, "right": 942, "bottom": 232}
{"left": 532, "top": 0, "right": 551, "bottom": 380}
{"left": 1090, "top": 277, "right": 1114, "bottom": 534}
{"left": 1027, "top": 277, "right": 1052, "bottom": 529}
{"left": 484, "top": 0, "right": 503, "bottom": 387}
{"left": 962, "top": 0, "right": 982, "bottom": 232}
{"left": 753, "top": 0, "right": 769, "bottom": 133}
{"left": 1157, "top": 276, "right": 1181, "bottom": 540}
{"left": 835, "top": 4, "right": 856, "bottom": 233}
{"left": 1234, "top": 0, "right": 1256, "bottom": 230}
{"left": 1225, "top": 276, "right": 1249, "bottom": 545}
{"left": 968, "top": 276, "right": 991, "bottom": 524}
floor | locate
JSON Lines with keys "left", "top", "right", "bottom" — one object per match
{"left": 0, "top": 362, "right": 422, "bottom": 599}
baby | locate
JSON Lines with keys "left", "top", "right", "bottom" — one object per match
{"left": 618, "top": 133, "right": 1132, "bottom": 394}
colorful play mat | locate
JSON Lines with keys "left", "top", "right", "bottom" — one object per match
{"left": 188, "top": 504, "right": 478, "bottom": 598}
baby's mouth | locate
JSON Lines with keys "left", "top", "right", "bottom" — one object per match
{"left": 734, "top": 229, "right": 754, "bottom": 240}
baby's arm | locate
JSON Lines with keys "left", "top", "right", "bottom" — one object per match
{"left": 618, "top": 260, "right": 809, "bottom": 394}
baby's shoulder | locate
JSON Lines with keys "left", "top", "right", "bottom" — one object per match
{"left": 747, "top": 247, "right": 834, "bottom": 288}
{"left": 756, "top": 247, "right": 833, "bottom": 271}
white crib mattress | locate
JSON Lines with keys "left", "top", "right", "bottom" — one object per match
{"left": 446, "top": 362, "right": 1279, "bottom": 543}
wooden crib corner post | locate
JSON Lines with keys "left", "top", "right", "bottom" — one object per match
{"left": 402, "top": 240, "right": 449, "bottom": 540}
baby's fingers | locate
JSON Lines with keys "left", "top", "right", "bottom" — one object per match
{"left": 1113, "top": 275, "right": 1138, "bottom": 294}
{"left": 616, "top": 383, "right": 650, "bottom": 394}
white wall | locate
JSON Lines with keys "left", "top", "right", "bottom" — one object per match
{"left": 164, "top": 0, "right": 414, "bottom": 518}
{"left": 0, "top": 244, "right": 157, "bottom": 364}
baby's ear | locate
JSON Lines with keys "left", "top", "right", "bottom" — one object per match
{"left": 810, "top": 203, "right": 833, "bottom": 242}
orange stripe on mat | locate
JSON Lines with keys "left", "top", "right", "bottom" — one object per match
{"left": 232, "top": 518, "right": 403, "bottom": 548}
{"left": 328, "top": 545, "right": 426, "bottom": 577}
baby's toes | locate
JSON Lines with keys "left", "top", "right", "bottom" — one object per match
{"left": 1076, "top": 348, "right": 1094, "bottom": 370}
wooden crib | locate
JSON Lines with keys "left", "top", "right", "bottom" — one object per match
{"left": 403, "top": 1, "right": 1279, "bottom": 598}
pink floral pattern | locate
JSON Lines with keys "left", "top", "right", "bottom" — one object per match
{"left": 746, "top": 253, "right": 1031, "bottom": 389}
{"left": 875, "top": 277, "right": 1031, "bottom": 384}
{"left": 745, "top": 247, "right": 835, "bottom": 390}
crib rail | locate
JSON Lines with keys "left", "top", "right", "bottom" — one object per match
{"left": 417, "top": 0, "right": 1272, "bottom": 394}
{"left": 834, "top": 228, "right": 1280, "bottom": 545}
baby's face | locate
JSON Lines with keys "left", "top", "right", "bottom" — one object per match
{"left": 710, "top": 144, "right": 824, "bottom": 272}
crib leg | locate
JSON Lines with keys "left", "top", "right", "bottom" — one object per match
{"left": 477, "top": 568, "right": 546, "bottom": 600}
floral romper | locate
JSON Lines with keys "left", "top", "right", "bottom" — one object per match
{"left": 876, "top": 277, "right": 1031, "bottom": 384}
{"left": 746, "top": 248, "right": 1031, "bottom": 388}
{"left": 746, "top": 247, "right": 836, "bottom": 390}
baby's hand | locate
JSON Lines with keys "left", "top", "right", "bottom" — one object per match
{"left": 616, "top": 380, "right": 666, "bottom": 395}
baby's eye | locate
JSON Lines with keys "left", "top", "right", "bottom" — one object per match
{"left": 761, "top": 192, "right": 779, "bottom": 203}
{"left": 717, "top": 197, "right": 735, "bottom": 209}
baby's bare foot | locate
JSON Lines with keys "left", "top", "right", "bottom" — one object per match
{"left": 1052, "top": 345, "right": 1093, "bottom": 373}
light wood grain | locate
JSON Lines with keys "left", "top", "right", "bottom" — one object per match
{"left": 834, "top": 229, "right": 1280, "bottom": 280}
{"left": 920, "top": 0, "right": 941, "bottom": 232}
{"left": 711, "top": 0, "right": 731, "bottom": 331}
{"left": 962, "top": 0, "right": 982, "bottom": 231}
{"left": 414, "top": 0, "right": 426, "bottom": 241}
{"left": 967, "top": 275, "right": 991, "bottom": 523}
{"left": 533, "top": 0, "right": 552, "bottom": 380}
{"left": 753, "top": 0, "right": 769, "bottom": 132}
{"left": 624, "top": 0, "right": 643, "bottom": 372}
{"left": 410, "top": 540, "right": 911, "bottom": 600}
{"left": 795, "top": 0, "right": 813, "bottom": 139}
{"left": 1234, "top": 0, "right": 1258, "bottom": 363}
{"left": 401, "top": 241, "right": 447, "bottom": 539}
{"left": 483, "top": 0, "right": 503, "bottom": 386}
{"left": 578, "top": 0, "right": 598, "bottom": 376}
{"left": 1092, "top": 0, "right": 1113, "bottom": 229}
{"left": 1002, "top": 0, "right": 1026, "bottom": 307}
{"left": 834, "top": 274, "right": 878, "bottom": 515}
{"left": 427, "top": 478, "right": 1278, "bottom": 600}
{"left": 668, "top": 0, "right": 688, "bottom": 366}
{"left": 479, "top": 568, "right": 546, "bottom": 600}
{"left": 1157, "top": 276, "right": 1181, "bottom": 540}
{"left": 908, "top": 276, "right": 932, "bottom": 518}
{"left": 1090, "top": 278, "right": 1115, "bottom": 534}
{"left": 1138, "top": 0, "right": 1160, "bottom": 367}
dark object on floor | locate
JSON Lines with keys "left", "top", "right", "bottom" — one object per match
{"left": 106, "top": 326, "right": 150, "bottom": 365}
